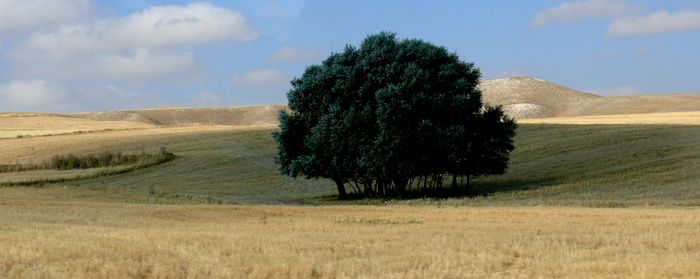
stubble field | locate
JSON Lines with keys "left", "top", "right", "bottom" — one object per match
{"left": 2, "top": 111, "right": 700, "bottom": 278}
{"left": 1, "top": 202, "right": 699, "bottom": 278}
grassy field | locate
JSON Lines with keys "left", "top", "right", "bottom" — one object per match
{"left": 2, "top": 120, "right": 700, "bottom": 206}
{"left": 519, "top": 111, "right": 700, "bottom": 125}
{"left": 0, "top": 113, "right": 152, "bottom": 139}
{"left": 1, "top": 202, "right": 699, "bottom": 278}
{"left": 0, "top": 125, "right": 332, "bottom": 204}
{"left": 0, "top": 166, "right": 133, "bottom": 185}
{"left": 464, "top": 123, "right": 700, "bottom": 207}
{"left": 3, "top": 114, "right": 700, "bottom": 277}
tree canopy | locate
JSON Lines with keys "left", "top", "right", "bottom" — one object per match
{"left": 273, "top": 32, "right": 516, "bottom": 199}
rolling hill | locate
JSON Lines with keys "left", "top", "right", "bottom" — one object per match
{"left": 479, "top": 77, "right": 602, "bottom": 118}
{"left": 78, "top": 105, "right": 285, "bottom": 126}
{"left": 66, "top": 77, "right": 700, "bottom": 124}
{"left": 480, "top": 76, "right": 700, "bottom": 119}
{"left": 3, "top": 78, "right": 700, "bottom": 279}
{"left": 2, "top": 77, "right": 699, "bottom": 131}
{"left": 0, "top": 112, "right": 154, "bottom": 139}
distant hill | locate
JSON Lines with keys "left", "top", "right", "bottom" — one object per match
{"left": 583, "top": 94, "right": 700, "bottom": 116}
{"left": 4, "top": 77, "right": 699, "bottom": 127}
{"left": 480, "top": 77, "right": 601, "bottom": 118}
{"left": 77, "top": 105, "right": 286, "bottom": 126}
{"left": 481, "top": 77, "right": 700, "bottom": 119}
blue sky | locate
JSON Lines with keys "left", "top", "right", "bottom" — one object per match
{"left": 1, "top": 0, "right": 699, "bottom": 112}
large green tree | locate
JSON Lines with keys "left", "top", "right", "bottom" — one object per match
{"left": 274, "top": 32, "right": 516, "bottom": 199}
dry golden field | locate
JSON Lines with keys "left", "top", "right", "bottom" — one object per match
{"left": 0, "top": 166, "right": 127, "bottom": 185}
{"left": 3, "top": 109, "right": 700, "bottom": 278}
{"left": 0, "top": 124, "right": 274, "bottom": 164}
{"left": 3, "top": 110, "right": 699, "bottom": 164}
{"left": 1, "top": 198, "right": 699, "bottom": 278}
{"left": 79, "top": 105, "right": 285, "bottom": 126}
{"left": 0, "top": 113, "right": 153, "bottom": 139}
{"left": 519, "top": 111, "right": 700, "bottom": 125}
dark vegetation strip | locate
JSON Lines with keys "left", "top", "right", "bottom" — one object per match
{"left": 1, "top": 146, "right": 173, "bottom": 173}
{"left": 0, "top": 153, "right": 175, "bottom": 187}
{"left": 0, "top": 164, "right": 38, "bottom": 172}
{"left": 0, "top": 147, "right": 175, "bottom": 187}
{"left": 50, "top": 147, "right": 172, "bottom": 170}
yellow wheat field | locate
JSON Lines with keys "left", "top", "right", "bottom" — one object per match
{"left": 3, "top": 111, "right": 700, "bottom": 278}
{"left": 4, "top": 110, "right": 700, "bottom": 163}
{"left": 0, "top": 125, "right": 276, "bottom": 163}
{"left": 519, "top": 111, "right": 700, "bottom": 125}
{"left": 0, "top": 114, "right": 154, "bottom": 139}
{"left": 0, "top": 197, "right": 699, "bottom": 279}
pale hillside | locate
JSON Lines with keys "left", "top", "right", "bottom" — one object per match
{"left": 3, "top": 77, "right": 700, "bottom": 131}
{"left": 79, "top": 105, "right": 285, "bottom": 126}
{"left": 587, "top": 94, "right": 700, "bottom": 115}
{"left": 0, "top": 113, "right": 153, "bottom": 139}
{"left": 480, "top": 77, "right": 602, "bottom": 118}
{"left": 481, "top": 77, "right": 700, "bottom": 119}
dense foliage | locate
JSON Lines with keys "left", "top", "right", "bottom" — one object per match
{"left": 274, "top": 32, "right": 516, "bottom": 199}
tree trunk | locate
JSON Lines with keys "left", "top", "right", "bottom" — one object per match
{"left": 333, "top": 178, "right": 348, "bottom": 200}
{"left": 393, "top": 177, "right": 407, "bottom": 199}
{"left": 378, "top": 180, "right": 385, "bottom": 197}
{"left": 451, "top": 174, "right": 459, "bottom": 195}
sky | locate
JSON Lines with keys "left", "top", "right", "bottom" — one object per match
{"left": 1, "top": 0, "right": 699, "bottom": 112}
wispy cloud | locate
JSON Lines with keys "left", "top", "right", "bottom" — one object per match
{"left": 0, "top": 2, "right": 260, "bottom": 111}
{"left": 533, "top": 0, "right": 628, "bottom": 27}
{"left": 269, "top": 47, "right": 327, "bottom": 63}
{"left": 8, "top": 2, "right": 257, "bottom": 81}
{"left": 608, "top": 10, "right": 700, "bottom": 37}
{"left": 0, "top": 0, "right": 92, "bottom": 36}
{"left": 0, "top": 79, "right": 70, "bottom": 111}
{"left": 95, "top": 49, "right": 197, "bottom": 79}
{"left": 0, "top": 79, "right": 166, "bottom": 112}
{"left": 232, "top": 69, "right": 291, "bottom": 86}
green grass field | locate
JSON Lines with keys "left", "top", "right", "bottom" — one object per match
{"left": 8, "top": 123, "right": 698, "bottom": 207}
{"left": 466, "top": 124, "right": 700, "bottom": 207}
{"left": 3, "top": 123, "right": 700, "bottom": 278}
{"left": 49, "top": 128, "right": 333, "bottom": 204}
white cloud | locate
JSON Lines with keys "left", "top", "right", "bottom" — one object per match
{"left": 0, "top": 80, "right": 167, "bottom": 112}
{"left": 96, "top": 49, "right": 197, "bottom": 79}
{"left": 533, "top": 0, "right": 627, "bottom": 27}
{"left": 24, "top": 2, "right": 257, "bottom": 52}
{"left": 104, "top": 2, "right": 257, "bottom": 49}
{"left": 8, "top": 2, "right": 257, "bottom": 80}
{"left": 233, "top": 69, "right": 291, "bottom": 86}
{"left": 0, "top": 0, "right": 92, "bottom": 36}
{"left": 8, "top": 48, "right": 199, "bottom": 80}
{"left": 608, "top": 10, "right": 700, "bottom": 37}
{"left": 0, "top": 80, "right": 69, "bottom": 111}
{"left": 0, "top": 2, "right": 262, "bottom": 112}
{"left": 269, "top": 47, "right": 327, "bottom": 62}
{"left": 23, "top": 24, "right": 98, "bottom": 57}
{"left": 74, "top": 85, "right": 158, "bottom": 112}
